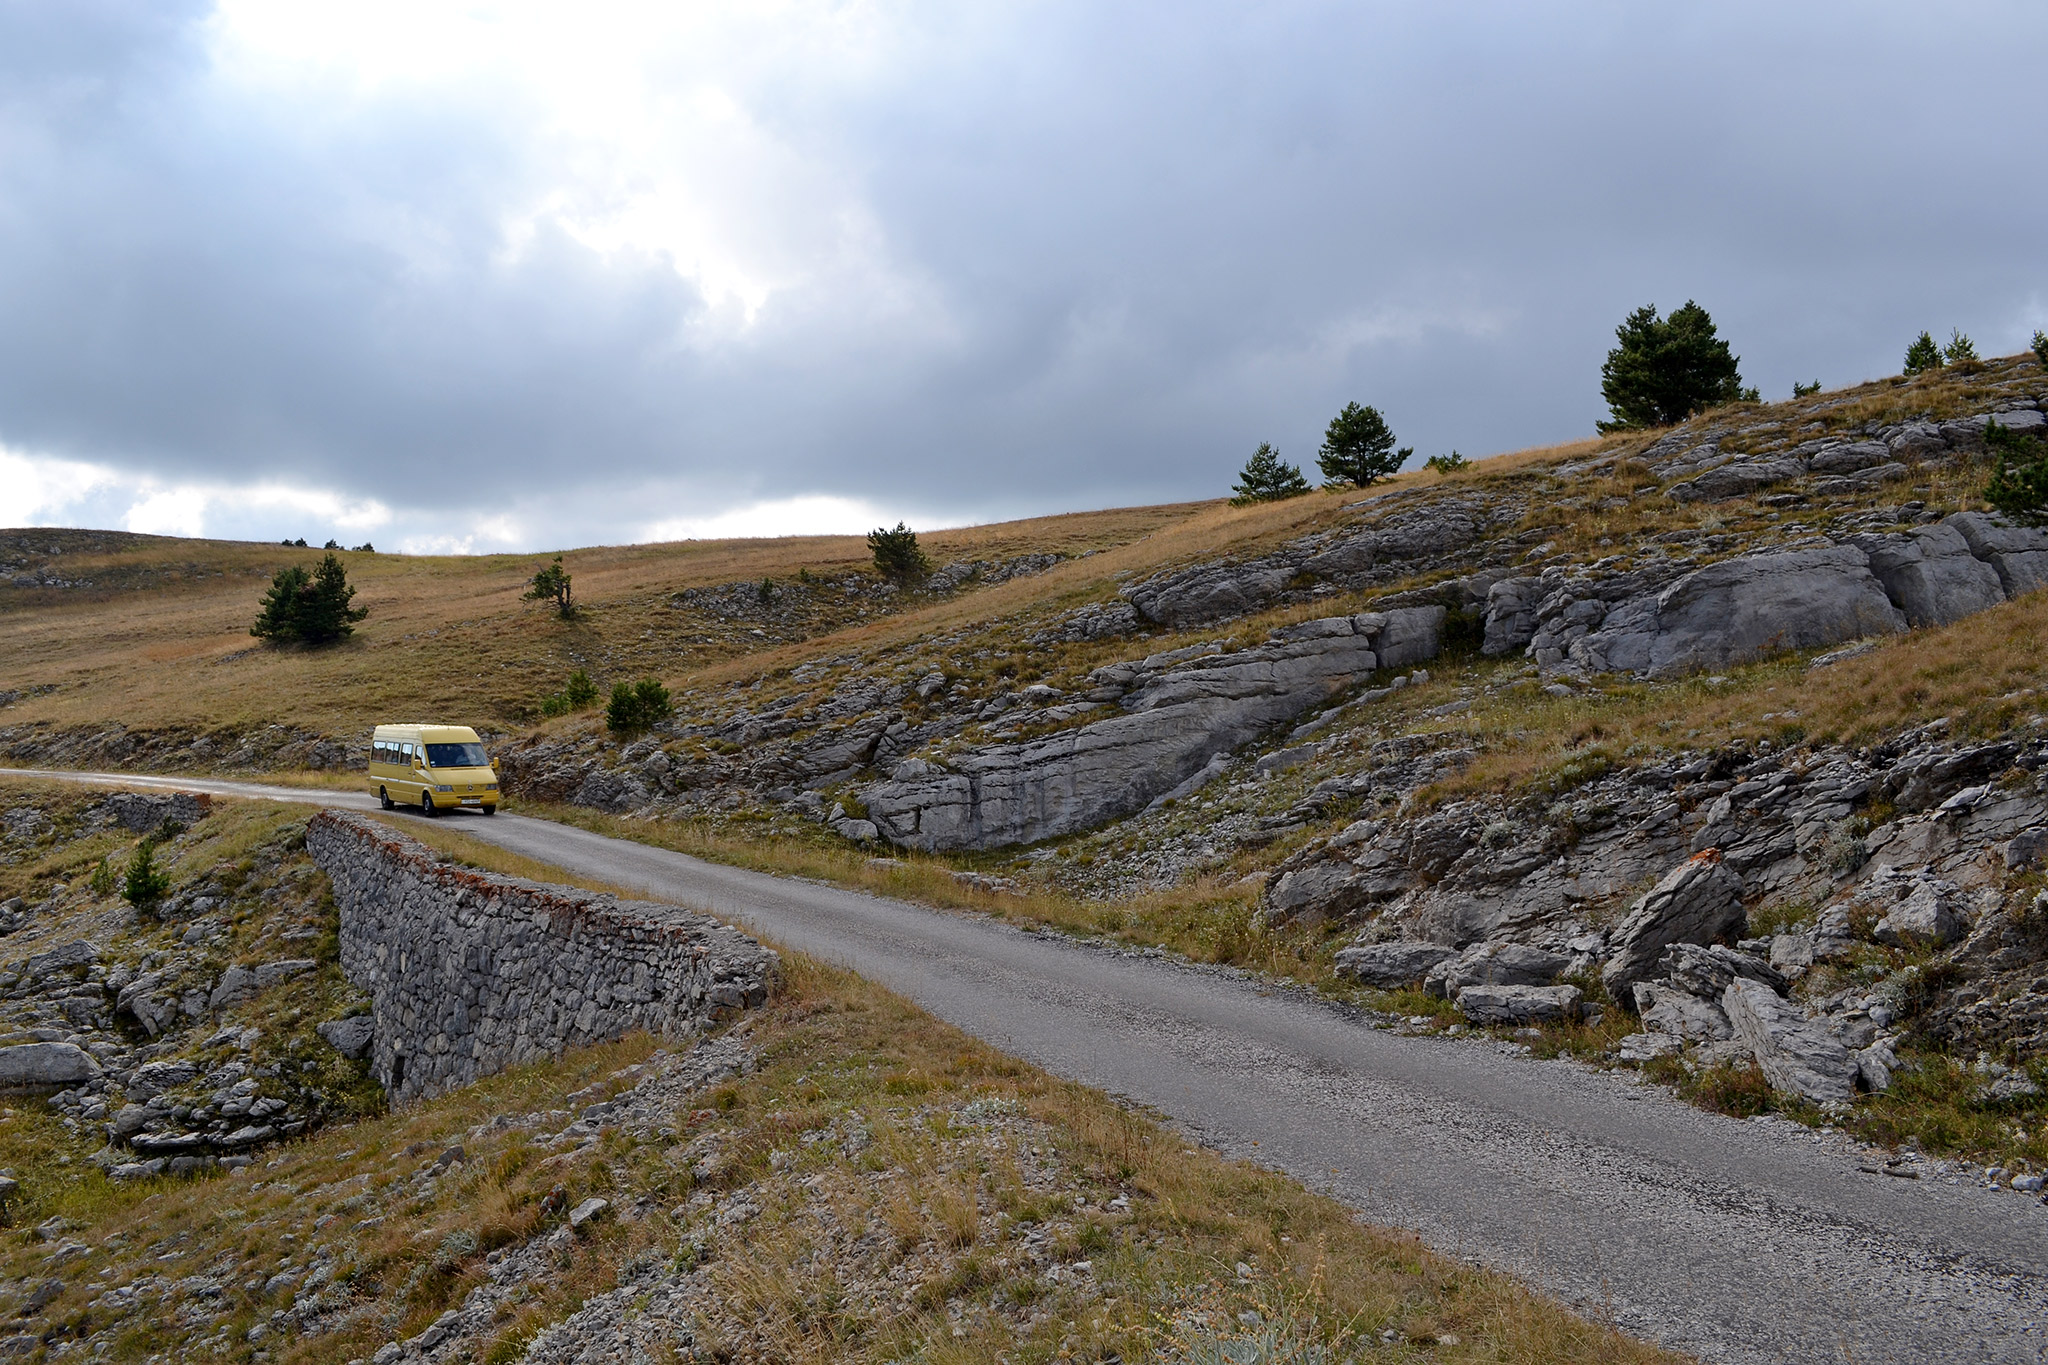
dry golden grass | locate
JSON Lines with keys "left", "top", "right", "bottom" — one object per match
{"left": 0, "top": 420, "right": 1634, "bottom": 755}
{"left": 1417, "top": 585, "right": 2048, "bottom": 805}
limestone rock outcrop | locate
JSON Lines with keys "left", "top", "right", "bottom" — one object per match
{"left": 1602, "top": 854, "right": 1747, "bottom": 1005}
{"left": 1331, "top": 940, "right": 1455, "bottom": 988}
{"left": 859, "top": 609, "right": 1443, "bottom": 851}
{"left": 1455, "top": 983, "right": 1582, "bottom": 1026}
{"left": 1723, "top": 978, "right": 1857, "bottom": 1103}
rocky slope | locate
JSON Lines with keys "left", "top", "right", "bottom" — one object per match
{"left": 0, "top": 784, "right": 384, "bottom": 1183}
{"left": 466, "top": 356, "right": 2048, "bottom": 1164}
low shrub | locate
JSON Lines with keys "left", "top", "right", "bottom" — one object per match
{"left": 605, "top": 678, "right": 673, "bottom": 735}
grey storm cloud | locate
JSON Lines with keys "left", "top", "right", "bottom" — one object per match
{"left": 0, "top": 1, "right": 2044, "bottom": 546}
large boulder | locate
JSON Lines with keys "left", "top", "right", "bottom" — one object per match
{"left": 1633, "top": 983, "right": 1733, "bottom": 1041}
{"left": 1455, "top": 984, "right": 1582, "bottom": 1026}
{"left": 1722, "top": 978, "right": 1857, "bottom": 1103}
{"left": 0, "top": 1043, "right": 100, "bottom": 1091}
{"left": 1426, "top": 941, "right": 1570, "bottom": 998}
{"left": 1332, "top": 940, "right": 1456, "bottom": 989}
{"left": 1872, "top": 879, "right": 1966, "bottom": 949}
{"left": 316, "top": 1015, "right": 376, "bottom": 1061}
{"left": 1603, "top": 854, "right": 1747, "bottom": 1007}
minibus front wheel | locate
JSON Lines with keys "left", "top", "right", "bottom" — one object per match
{"left": 421, "top": 790, "right": 438, "bottom": 817}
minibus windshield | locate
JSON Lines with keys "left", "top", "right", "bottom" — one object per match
{"left": 425, "top": 742, "right": 491, "bottom": 768}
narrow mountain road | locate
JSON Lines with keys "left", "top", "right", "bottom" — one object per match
{"left": 17, "top": 770, "right": 2048, "bottom": 1364}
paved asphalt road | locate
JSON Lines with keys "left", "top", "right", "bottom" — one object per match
{"left": 16, "top": 770, "right": 2048, "bottom": 1363}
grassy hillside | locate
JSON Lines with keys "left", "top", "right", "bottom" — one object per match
{"left": 0, "top": 501, "right": 1216, "bottom": 741}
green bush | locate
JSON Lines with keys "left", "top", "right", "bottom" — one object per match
{"left": 122, "top": 839, "right": 172, "bottom": 911}
{"left": 867, "top": 523, "right": 931, "bottom": 586}
{"left": 1903, "top": 330, "right": 1944, "bottom": 376}
{"left": 522, "top": 555, "right": 575, "bottom": 616}
{"left": 1315, "top": 402, "right": 1409, "bottom": 488}
{"left": 1229, "top": 442, "right": 1311, "bottom": 505}
{"left": 1424, "top": 450, "right": 1468, "bottom": 474}
{"left": 606, "top": 678, "right": 673, "bottom": 735}
{"left": 1792, "top": 380, "right": 1821, "bottom": 398}
{"left": 1943, "top": 328, "right": 1979, "bottom": 365}
{"left": 1597, "top": 300, "right": 1747, "bottom": 431}
{"left": 2033, "top": 330, "right": 2048, "bottom": 368}
{"left": 1984, "top": 419, "right": 2048, "bottom": 526}
{"left": 537, "top": 668, "right": 600, "bottom": 718}
{"left": 250, "top": 552, "right": 369, "bottom": 645}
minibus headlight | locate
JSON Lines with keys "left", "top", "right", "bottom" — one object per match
{"left": 435, "top": 785, "right": 453, "bottom": 793}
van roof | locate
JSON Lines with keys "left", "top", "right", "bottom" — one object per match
{"left": 372, "top": 724, "right": 483, "bottom": 743}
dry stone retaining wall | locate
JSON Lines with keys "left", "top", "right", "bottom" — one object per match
{"left": 306, "top": 811, "right": 778, "bottom": 1103}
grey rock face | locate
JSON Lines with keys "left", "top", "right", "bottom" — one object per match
{"left": 1331, "top": 941, "right": 1456, "bottom": 989}
{"left": 860, "top": 610, "right": 1442, "bottom": 850}
{"left": 1948, "top": 511, "right": 2048, "bottom": 597}
{"left": 316, "top": 1015, "right": 376, "bottom": 1060}
{"left": 1655, "top": 942, "right": 1789, "bottom": 1000}
{"left": 1480, "top": 576, "right": 1544, "bottom": 656}
{"left": 1454, "top": 983, "right": 1582, "bottom": 1025}
{"left": 1554, "top": 546, "right": 1907, "bottom": 680}
{"left": 1633, "top": 984, "right": 1733, "bottom": 1041}
{"left": 1124, "top": 564, "right": 1294, "bottom": 629}
{"left": 1603, "top": 855, "right": 1747, "bottom": 1006}
{"left": 1722, "top": 978, "right": 1856, "bottom": 1103}
{"left": 0, "top": 1042, "right": 100, "bottom": 1090}
{"left": 1872, "top": 878, "right": 1966, "bottom": 948}
{"left": 307, "top": 811, "right": 779, "bottom": 1103}
{"left": 1667, "top": 459, "right": 1805, "bottom": 502}
{"left": 1853, "top": 523, "right": 2008, "bottom": 628}
{"left": 98, "top": 791, "right": 211, "bottom": 833}
{"left": 207, "top": 959, "right": 315, "bottom": 1013}
{"left": 1426, "top": 941, "right": 1570, "bottom": 998}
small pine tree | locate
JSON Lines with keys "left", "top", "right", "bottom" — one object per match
{"left": 1943, "top": 328, "right": 1978, "bottom": 365}
{"left": 867, "top": 523, "right": 931, "bottom": 586}
{"left": 606, "top": 677, "right": 673, "bottom": 735}
{"left": 2033, "top": 330, "right": 2048, "bottom": 368}
{"left": 1903, "top": 331, "right": 1944, "bottom": 376}
{"left": 251, "top": 553, "right": 367, "bottom": 645}
{"left": 523, "top": 555, "right": 575, "bottom": 616}
{"left": 1424, "top": 450, "right": 1469, "bottom": 475}
{"left": 1793, "top": 380, "right": 1821, "bottom": 397}
{"left": 250, "top": 563, "right": 311, "bottom": 641}
{"left": 1316, "top": 403, "right": 1409, "bottom": 488}
{"left": 1984, "top": 420, "right": 2048, "bottom": 526}
{"left": 122, "top": 839, "right": 171, "bottom": 912}
{"left": 1230, "top": 442, "right": 1312, "bottom": 505}
{"left": 1597, "top": 301, "right": 1747, "bottom": 431}
{"left": 296, "top": 553, "right": 370, "bottom": 643}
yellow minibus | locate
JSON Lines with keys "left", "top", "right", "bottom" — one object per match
{"left": 367, "top": 723, "right": 500, "bottom": 816}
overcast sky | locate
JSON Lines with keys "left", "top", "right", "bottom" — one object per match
{"left": 2, "top": 2, "right": 2043, "bottom": 554}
